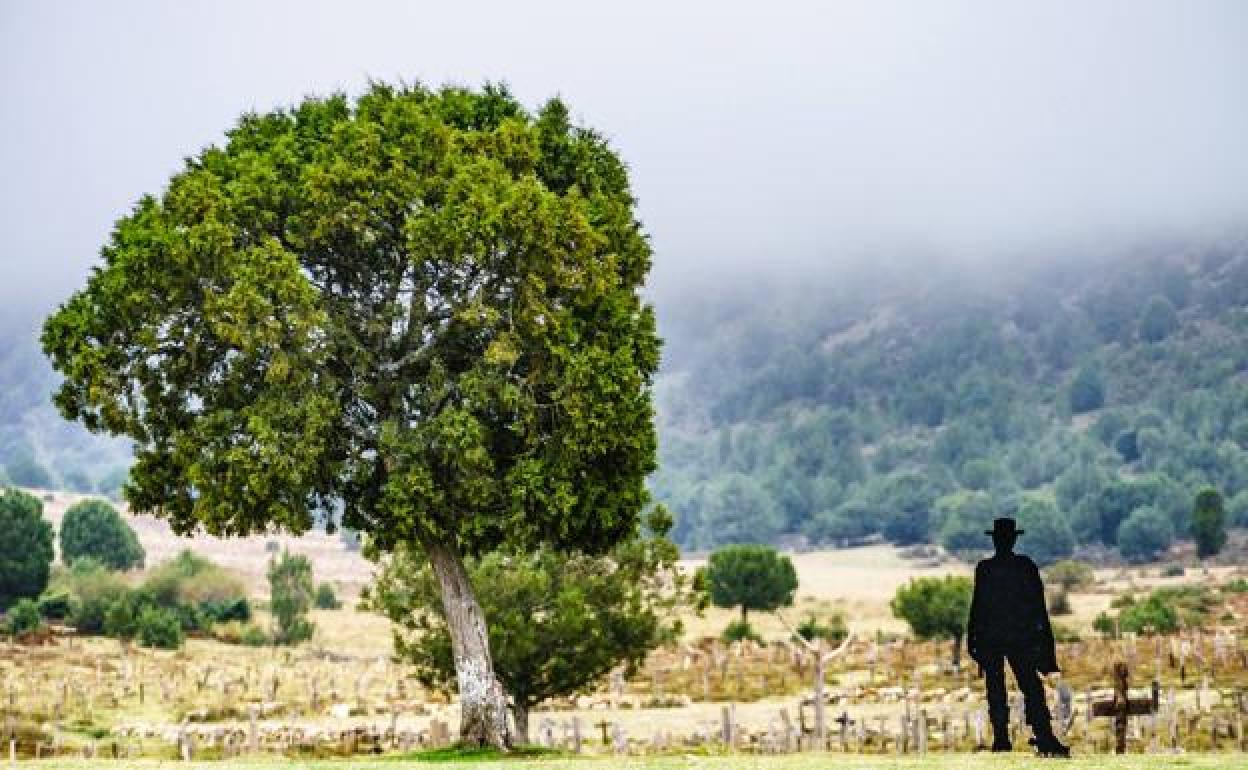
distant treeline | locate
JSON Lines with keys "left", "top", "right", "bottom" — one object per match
{"left": 652, "top": 238, "right": 1248, "bottom": 560}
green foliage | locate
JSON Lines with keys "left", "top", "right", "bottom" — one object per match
{"left": 1118, "top": 595, "right": 1179, "bottom": 634}
{"left": 368, "top": 507, "right": 692, "bottom": 726}
{"left": 721, "top": 618, "right": 762, "bottom": 644}
{"left": 1190, "top": 487, "right": 1227, "bottom": 559}
{"left": 56, "top": 559, "right": 130, "bottom": 633}
{"left": 0, "top": 488, "right": 54, "bottom": 610}
{"left": 5, "top": 598, "right": 43, "bottom": 635}
{"left": 268, "top": 551, "right": 315, "bottom": 645}
{"left": 36, "top": 590, "right": 72, "bottom": 620}
{"left": 795, "top": 612, "right": 848, "bottom": 643}
{"left": 136, "top": 605, "right": 184, "bottom": 649}
{"left": 890, "top": 575, "right": 973, "bottom": 642}
{"left": 1044, "top": 560, "right": 1094, "bottom": 592}
{"left": 1068, "top": 366, "right": 1106, "bottom": 414}
{"left": 1117, "top": 506, "right": 1174, "bottom": 563}
{"left": 704, "top": 544, "right": 798, "bottom": 622}
{"left": 1139, "top": 295, "right": 1179, "bottom": 343}
{"left": 1015, "top": 497, "right": 1075, "bottom": 566}
{"left": 314, "top": 582, "right": 341, "bottom": 610}
{"left": 103, "top": 592, "right": 143, "bottom": 640}
{"left": 42, "top": 81, "right": 659, "bottom": 564}
{"left": 140, "top": 550, "right": 250, "bottom": 629}
{"left": 59, "top": 499, "right": 145, "bottom": 570}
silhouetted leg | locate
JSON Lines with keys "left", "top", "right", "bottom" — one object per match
{"left": 982, "top": 651, "right": 1011, "bottom": 750}
{"left": 1007, "top": 650, "right": 1069, "bottom": 755}
{"left": 1006, "top": 651, "right": 1052, "bottom": 737}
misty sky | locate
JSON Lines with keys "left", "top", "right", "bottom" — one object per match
{"left": 2, "top": 0, "right": 1246, "bottom": 313}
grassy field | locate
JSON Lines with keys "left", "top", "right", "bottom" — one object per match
{"left": 20, "top": 753, "right": 1247, "bottom": 770}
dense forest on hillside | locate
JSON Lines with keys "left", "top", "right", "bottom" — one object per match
{"left": 6, "top": 237, "right": 1248, "bottom": 560}
{"left": 652, "top": 237, "right": 1248, "bottom": 560}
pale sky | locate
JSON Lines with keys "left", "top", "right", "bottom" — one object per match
{"left": 2, "top": 0, "right": 1246, "bottom": 312}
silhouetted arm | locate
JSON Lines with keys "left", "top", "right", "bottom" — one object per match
{"left": 967, "top": 562, "right": 985, "bottom": 664}
{"left": 1025, "top": 557, "right": 1059, "bottom": 672}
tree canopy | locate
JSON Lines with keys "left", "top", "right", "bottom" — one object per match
{"left": 890, "top": 575, "right": 973, "bottom": 665}
{"left": 1190, "top": 487, "right": 1227, "bottom": 559}
{"left": 703, "top": 544, "right": 797, "bottom": 623}
{"left": 59, "top": 499, "right": 145, "bottom": 570}
{"left": 0, "top": 488, "right": 54, "bottom": 610}
{"left": 41, "top": 82, "right": 659, "bottom": 748}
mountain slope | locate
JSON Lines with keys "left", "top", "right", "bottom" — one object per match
{"left": 651, "top": 237, "right": 1248, "bottom": 557}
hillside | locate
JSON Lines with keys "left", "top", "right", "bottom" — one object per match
{"left": 651, "top": 236, "right": 1248, "bottom": 557}
{"left": 6, "top": 236, "right": 1248, "bottom": 560}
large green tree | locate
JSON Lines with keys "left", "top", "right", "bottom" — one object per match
{"left": 703, "top": 544, "right": 797, "bottom": 623}
{"left": 367, "top": 507, "right": 691, "bottom": 742}
{"left": 59, "top": 499, "right": 145, "bottom": 570}
{"left": 0, "top": 488, "right": 54, "bottom": 609}
{"left": 41, "top": 83, "right": 658, "bottom": 748}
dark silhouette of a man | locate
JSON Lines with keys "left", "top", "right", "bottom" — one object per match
{"left": 967, "top": 518, "right": 1070, "bottom": 757}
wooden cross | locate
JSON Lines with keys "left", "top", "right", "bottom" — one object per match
{"left": 594, "top": 719, "right": 612, "bottom": 745}
{"left": 1090, "top": 662, "right": 1158, "bottom": 754}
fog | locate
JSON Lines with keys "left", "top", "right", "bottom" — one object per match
{"left": 2, "top": 0, "right": 1246, "bottom": 312}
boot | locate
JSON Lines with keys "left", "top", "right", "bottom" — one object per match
{"left": 1033, "top": 730, "right": 1070, "bottom": 758}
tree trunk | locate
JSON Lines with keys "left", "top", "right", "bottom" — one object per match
{"left": 951, "top": 632, "right": 962, "bottom": 668}
{"left": 512, "top": 702, "right": 530, "bottom": 745}
{"left": 424, "top": 540, "right": 514, "bottom": 749}
{"left": 741, "top": 605, "right": 748, "bottom": 625}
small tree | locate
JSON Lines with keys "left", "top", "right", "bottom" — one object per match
{"left": 704, "top": 544, "right": 798, "bottom": 624}
{"left": 1191, "top": 487, "right": 1227, "bottom": 559}
{"left": 1068, "top": 366, "right": 1106, "bottom": 414}
{"left": 267, "top": 551, "right": 315, "bottom": 645}
{"left": 60, "top": 499, "right": 145, "bottom": 570}
{"left": 1117, "top": 506, "right": 1174, "bottom": 563}
{"left": 367, "top": 508, "right": 692, "bottom": 743}
{"left": 0, "top": 488, "right": 54, "bottom": 610}
{"left": 5, "top": 598, "right": 43, "bottom": 635}
{"left": 890, "top": 575, "right": 973, "bottom": 666}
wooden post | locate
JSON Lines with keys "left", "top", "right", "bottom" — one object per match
{"left": 571, "top": 716, "right": 582, "bottom": 754}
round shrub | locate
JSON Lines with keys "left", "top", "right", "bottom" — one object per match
{"left": 137, "top": 606, "right": 184, "bottom": 649}
{"left": 721, "top": 618, "right": 762, "bottom": 644}
{"left": 59, "top": 499, "right": 145, "bottom": 571}
{"left": 5, "top": 598, "right": 43, "bottom": 635}
{"left": 0, "top": 488, "right": 54, "bottom": 610}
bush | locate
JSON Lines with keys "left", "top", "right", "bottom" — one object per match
{"left": 721, "top": 619, "right": 762, "bottom": 644}
{"left": 1139, "top": 295, "right": 1179, "bottom": 343}
{"left": 139, "top": 550, "right": 249, "bottom": 631}
{"left": 1224, "top": 578, "right": 1248, "bottom": 594}
{"left": 1119, "top": 595, "right": 1179, "bottom": 634}
{"left": 56, "top": 559, "right": 130, "bottom": 633}
{"left": 795, "top": 612, "right": 848, "bottom": 643}
{"left": 1161, "top": 564, "right": 1185, "bottom": 577}
{"left": 268, "top": 551, "right": 315, "bottom": 645}
{"left": 1015, "top": 497, "right": 1075, "bottom": 566}
{"left": 5, "top": 598, "right": 43, "bottom": 635}
{"left": 0, "top": 488, "right": 54, "bottom": 610}
{"left": 1045, "top": 560, "right": 1095, "bottom": 592}
{"left": 1093, "top": 611, "right": 1117, "bottom": 637}
{"left": 37, "top": 591, "right": 72, "bottom": 620}
{"left": 136, "top": 606, "right": 184, "bottom": 649}
{"left": 314, "top": 582, "right": 341, "bottom": 610}
{"left": 240, "top": 624, "right": 270, "bottom": 647}
{"left": 59, "top": 499, "right": 145, "bottom": 570}
{"left": 103, "top": 593, "right": 143, "bottom": 640}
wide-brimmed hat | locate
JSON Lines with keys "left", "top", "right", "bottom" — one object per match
{"left": 985, "top": 517, "right": 1024, "bottom": 537}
